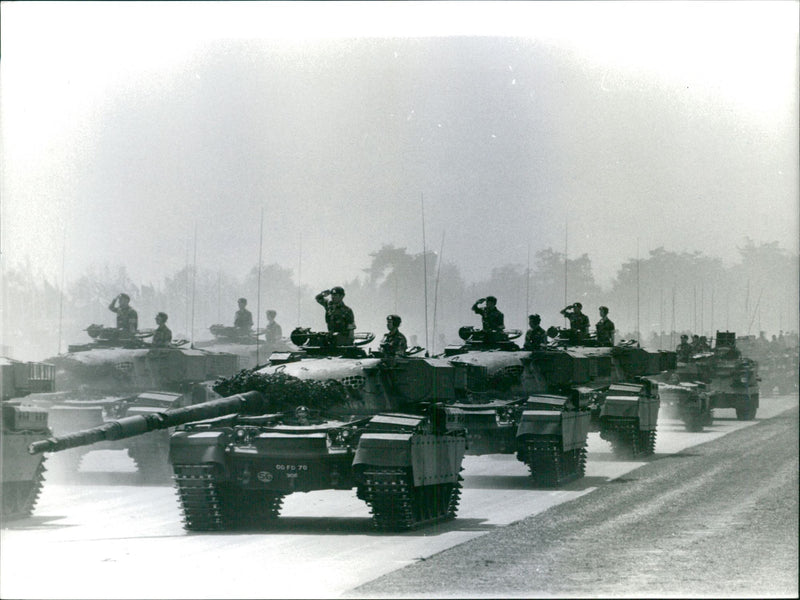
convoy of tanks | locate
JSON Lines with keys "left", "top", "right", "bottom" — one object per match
{"left": 1, "top": 291, "right": 796, "bottom": 533}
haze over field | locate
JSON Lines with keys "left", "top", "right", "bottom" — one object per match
{"left": 1, "top": 1, "right": 798, "bottom": 359}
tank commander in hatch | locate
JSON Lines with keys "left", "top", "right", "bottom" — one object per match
{"left": 380, "top": 314, "right": 408, "bottom": 357}
{"left": 315, "top": 286, "right": 356, "bottom": 345}
{"left": 108, "top": 293, "right": 138, "bottom": 335}
{"left": 234, "top": 298, "right": 254, "bottom": 332}
{"left": 151, "top": 312, "right": 172, "bottom": 347}
{"left": 676, "top": 334, "right": 692, "bottom": 362}
{"left": 264, "top": 309, "right": 282, "bottom": 345}
{"left": 524, "top": 314, "right": 548, "bottom": 350}
{"left": 595, "top": 306, "right": 615, "bottom": 346}
{"left": 560, "top": 302, "right": 590, "bottom": 340}
{"left": 472, "top": 296, "right": 505, "bottom": 332}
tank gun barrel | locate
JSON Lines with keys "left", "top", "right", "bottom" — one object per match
{"left": 28, "top": 391, "right": 267, "bottom": 455}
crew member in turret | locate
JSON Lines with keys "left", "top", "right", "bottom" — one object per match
{"left": 234, "top": 298, "right": 253, "bottom": 333}
{"left": 676, "top": 334, "right": 692, "bottom": 362}
{"left": 264, "top": 309, "right": 282, "bottom": 345}
{"left": 472, "top": 296, "right": 505, "bottom": 332}
{"left": 380, "top": 314, "right": 408, "bottom": 357}
{"left": 108, "top": 293, "right": 138, "bottom": 335}
{"left": 595, "top": 306, "right": 615, "bottom": 346}
{"left": 524, "top": 314, "right": 547, "bottom": 350}
{"left": 315, "top": 286, "right": 356, "bottom": 345}
{"left": 560, "top": 302, "right": 589, "bottom": 340}
{"left": 151, "top": 312, "right": 172, "bottom": 347}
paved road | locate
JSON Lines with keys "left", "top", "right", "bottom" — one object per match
{"left": 1, "top": 396, "right": 796, "bottom": 599}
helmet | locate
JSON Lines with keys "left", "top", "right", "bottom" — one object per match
{"left": 266, "top": 309, "right": 276, "bottom": 319}
{"left": 118, "top": 293, "right": 130, "bottom": 302}
{"left": 681, "top": 334, "right": 688, "bottom": 340}
{"left": 528, "top": 314, "right": 541, "bottom": 323}
{"left": 599, "top": 305, "right": 609, "bottom": 313}
{"left": 331, "top": 286, "right": 345, "bottom": 296}
{"left": 238, "top": 297, "right": 247, "bottom": 304}
{"left": 156, "top": 312, "right": 168, "bottom": 322}
{"left": 573, "top": 302, "right": 582, "bottom": 309}
{"left": 387, "top": 314, "right": 401, "bottom": 327}
{"left": 485, "top": 295, "right": 497, "bottom": 303}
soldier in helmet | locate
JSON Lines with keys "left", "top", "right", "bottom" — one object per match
{"left": 151, "top": 312, "right": 172, "bottom": 347}
{"left": 108, "top": 293, "right": 139, "bottom": 336}
{"left": 560, "top": 302, "right": 589, "bottom": 340}
{"left": 690, "top": 334, "right": 702, "bottom": 353}
{"left": 472, "top": 296, "right": 505, "bottom": 332}
{"left": 315, "top": 286, "right": 356, "bottom": 345}
{"left": 523, "top": 314, "right": 547, "bottom": 350}
{"left": 380, "top": 314, "right": 408, "bottom": 357}
{"left": 676, "top": 334, "right": 692, "bottom": 362}
{"left": 234, "top": 298, "right": 254, "bottom": 333}
{"left": 595, "top": 306, "right": 615, "bottom": 346}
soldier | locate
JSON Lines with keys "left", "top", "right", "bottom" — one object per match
{"left": 698, "top": 335, "right": 711, "bottom": 352}
{"left": 472, "top": 296, "right": 505, "bottom": 331}
{"left": 234, "top": 298, "right": 253, "bottom": 332}
{"left": 380, "top": 314, "right": 408, "bottom": 357}
{"left": 264, "top": 309, "right": 282, "bottom": 345}
{"left": 690, "top": 334, "right": 702, "bottom": 353}
{"left": 108, "top": 293, "right": 138, "bottom": 335}
{"left": 676, "top": 334, "right": 692, "bottom": 362}
{"left": 315, "top": 286, "right": 356, "bottom": 345}
{"left": 523, "top": 314, "right": 547, "bottom": 350}
{"left": 151, "top": 312, "right": 172, "bottom": 347}
{"left": 560, "top": 302, "right": 590, "bottom": 340}
{"left": 595, "top": 306, "right": 615, "bottom": 346}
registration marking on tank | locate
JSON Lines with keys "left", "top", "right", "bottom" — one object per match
{"left": 275, "top": 464, "right": 309, "bottom": 471}
{"left": 257, "top": 471, "right": 273, "bottom": 483}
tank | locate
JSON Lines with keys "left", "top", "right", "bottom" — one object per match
{"left": 737, "top": 334, "right": 798, "bottom": 397}
{"left": 193, "top": 324, "right": 296, "bottom": 369}
{"left": 441, "top": 325, "right": 674, "bottom": 484}
{"left": 704, "top": 331, "right": 760, "bottom": 420}
{"left": 24, "top": 324, "right": 239, "bottom": 479}
{"left": 656, "top": 379, "right": 713, "bottom": 432}
{"left": 31, "top": 329, "right": 469, "bottom": 532}
{"left": 1, "top": 357, "right": 55, "bottom": 520}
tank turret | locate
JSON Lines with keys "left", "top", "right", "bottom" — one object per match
{"left": 31, "top": 332, "right": 469, "bottom": 533}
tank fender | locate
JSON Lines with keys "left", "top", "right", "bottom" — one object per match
{"left": 516, "top": 410, "right": 590, "bottom": 451}
{"left": 353, "top": 433, "right": 465, "bottom": 486}
{"left": 600, "top": 395, "right": 660, "bottom": 430}
{"left": 169, "top": 429, "right": 230, "bottom": 468}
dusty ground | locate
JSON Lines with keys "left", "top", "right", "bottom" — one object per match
{"left": 352, "top": 406, "right": 799, "bottom": 599}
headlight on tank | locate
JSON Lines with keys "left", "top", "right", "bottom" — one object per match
{"left": 234, "top": 427, "right": 250, "bottom": 444}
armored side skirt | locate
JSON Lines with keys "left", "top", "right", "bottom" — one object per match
{"left": 600, "top": 395, "right": 659, "bottom": 430}
{"left": 516, "top": 410, "right": 591, "bottom": 451}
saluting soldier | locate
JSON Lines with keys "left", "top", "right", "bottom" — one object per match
{"left": 560, "top": 302, "right": 590, "bottom": 340}
{"left": 315, "top": 286, "right": 356, "bottom": 345}
{"left": 472, "top": 296, "right": 505, "bottom": 331}
{"left": 108, "top": 293, "right": 138, "bottom": 335}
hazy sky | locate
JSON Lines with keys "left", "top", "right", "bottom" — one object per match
{"left": 2, "top": 1, "right": 798, "bottom": 290}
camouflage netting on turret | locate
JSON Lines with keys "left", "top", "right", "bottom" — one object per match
{"left": 213, "top": 369, "right": 356, "bottom": 414}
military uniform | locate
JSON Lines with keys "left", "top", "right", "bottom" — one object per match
{"left": 472, "top": 302, "right": 505, "bottom": 331}
{"left": 315, "top": 293, "right": 355, "bottom": 342}
{"left": 234, "top": 308, "right": 253, "bottom": 330}
{"left": 380, "top": 329, "right": 408, "bottom": 356}
{"left": 152, "top": 323, "right": 172, "bottom": 347}
{"left": 524, "top": 325, "right": 547, "bottom": 350}
{"left": 595, "top": 316, "right": 615, "bottom": 346}
{"left": 110, "top": 305, "right": 138, "bottom": 334}
{"left": 565, "top": 312, "right": 590, "bottom": 338}
{"left": 265, "top": 321, "right": 282, "bottom": 345}
{"left": 676, "top": 341, "right": 692, "bottom": 362}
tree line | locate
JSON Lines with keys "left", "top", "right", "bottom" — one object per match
{"left": 2, "top": 238, "right": 797, "bottom": 361}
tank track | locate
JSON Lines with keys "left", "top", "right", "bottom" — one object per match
{"left": 1, "top": 460, "right": 46, "bottom": 520}
{"left": 173, "top": 463, "right": 284, "bottom": 531}
{"left": 357, "top": 467, "right": 462, "bottom": 531}
{"left": 602, "top": 420, "right": 656, "bottom": 458}
{"left": 520, "top": 436, "right": 587, "bottom": 487}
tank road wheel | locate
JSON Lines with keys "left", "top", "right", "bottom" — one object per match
{"left": 1, "top": 461, "right": 46, "bottom": 520}
{"left": 521, "top": 436, "right": 587, "bottom": 487}
{"left": 128, "top": 445, "right": 173, "bottom": 484}
{"left": 358, "top": 467, "right": 461, "bottom": 531}
{"left": 173, "top": 463, "right": 228, "bottom": 531}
